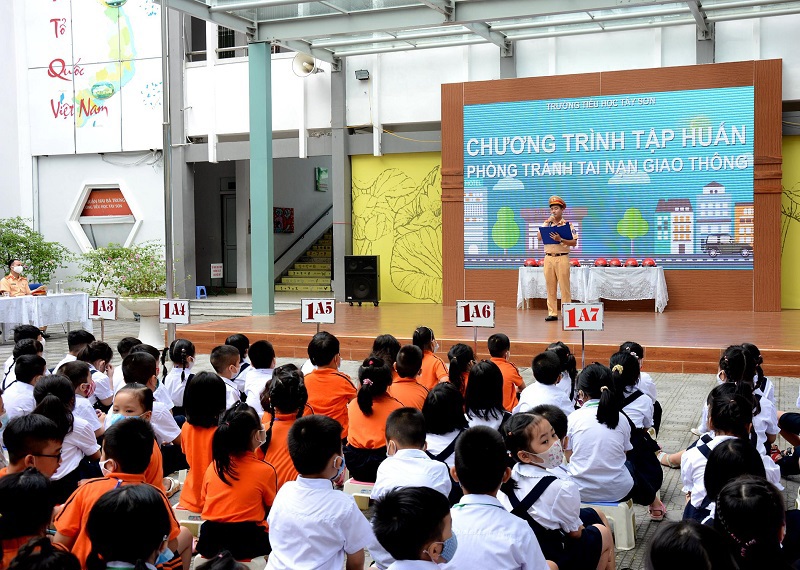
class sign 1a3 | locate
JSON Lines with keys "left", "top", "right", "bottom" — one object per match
{"left": 562, "top": 303, "right": 604, "bottom": 331}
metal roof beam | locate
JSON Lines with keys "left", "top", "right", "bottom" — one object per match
{"left": 159, "top": 0, "right": 255, "bottom": 36}
{"left": 275, "top": 39, "right": 340, "bottom": 67}
{"left": 463, "top": 22, "right": 511, "bottom": 56}
{"left": 687, "top": 0, "right": 711, "bottom": 35}
{"left": 417, "top": 0, "right": 454, "bottom": 19}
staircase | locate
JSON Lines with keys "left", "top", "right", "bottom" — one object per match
{"left": 274, "top": 230, "right": 332, "bottom": 293}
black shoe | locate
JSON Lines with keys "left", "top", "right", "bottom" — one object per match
{"left": 545, "top": 316, "right": 558, "bottom": 322}
{"left": 41, "top": 333, "right": 51, "bottom": 339}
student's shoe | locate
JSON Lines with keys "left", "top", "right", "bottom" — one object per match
{"left": 163, "top": 477, "right": 181, "bottom": 498}
{"left": 649, "top": 500, "right": 667, "bottom": 521}
{"left": 544, "top": 315, "right": 558, "bottom": 321}
{"left": 690, "top": 428, "right": 703, "bottom": 437}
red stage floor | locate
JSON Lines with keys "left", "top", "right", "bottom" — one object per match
{"left": 177, "top": 304, "right": 800, "bottom": 376}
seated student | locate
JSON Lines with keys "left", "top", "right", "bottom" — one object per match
{"left": 1, "top": 415, "right": 64, "bottom": 478}
{"left": 2, "top": 338, "right": 44, "bottom": 391}
{"left": 53, "top": 330, "right": 95, "bottom": 375}
{"left": 645, "top": 520, "right": 739, "bottom": 570}
{"left": 128, "top": 344, "right": 172, "bottom": 409}
{"left": 53, "top": 418, "right": 192, "bottom": 569}
{"left": 3, "top": 325, "right": 43, "bottom": 380}
{"left": 371, "top": 334, "right": 402, "bottom": 378}
{"left": 161, "top": 338, "right": 196, "bottom": 414}
{"left": 372, "top": 486, "right": 455, "bottom": 569}
{"left": 388, "top": 345, "right": 428, "bottom": 410}
{"left": 742, "top": 342, "right": 775, "bottom": 404}
{"left": 714, "top": 476, "right": 790, "bottom": 570}
{"left": 32, "top": 375, "right": 101, "bottom": 503}
{"left": 464, "top": 361, "right": 509, "bottom": 430}
{"left": 4, "top": 355, "right": 47, "bottom": 419}
{"left": 226, "top": 334, "right": 251, "bottom": 391}
{"left": 610, "top": 351, "right": 654, "bottom": 429}
{"left": 567, "top": 363, "right": 665, "bottom": 518}
{"left": 413, "top": 326, "right": 448, "bottom": 390}
{"left": 0, "top": 468, "right": 58, "bottom": 567}
{"left": 244, "top": 340, "right": 276, "bottom": 415}
{"left": 423, "top": 383, "right": 468, "bottom": 506}
{"left": 501, "top": 414, "right": 614, "bottom": 570}
{"left": 515, "top": 352, "right": 574, "bottom": 417}
{"left": 447, "top": 426, "right": 552, "bottom": 570}
{"left": 488, "top": 334, "right": 525, "bottom": 412}
{"left": 210, "top": 345, "right": 245, "bottom": 409}
{"left": 303, "top": 331, "right": 356, "bottom": 439}
{"left": 85, "top": 484, "right": 177, "bottom": 570}
{"left": 528, "top": 404, "right": 571, "bottom": 478}
{"left": 547, "top": 342, "right": 578, "bottom": 403}
{"left": 345, "top": 357, "right": 403, "bottom": 482}
{"left": 619, "top": 341, "right": 662, "bottom": 433}
{"left": 178, "top": 371, "right": 226, "bottom": 513}
{"left": 76, "top": 341, "right": 115, "bottom": 409}
{"left": 446, "top": 343, "right": 474, "bottom": 398}
{"left": 59, "top": 361, "right": 104, "bottom": 438}
{"left": 256, "top": 364, "right": 309, "bottom": 491}
{"left": 6, "top": 536, "right": 80, "bottom": 570}
{"left": 111, "top": 336, "right": 141, "bottom": 393}
{"left": 266, "top": 415, "right": 373, "bottom": 570}
{"left": 197, "top": 404, "right": 277, "bottom": 560}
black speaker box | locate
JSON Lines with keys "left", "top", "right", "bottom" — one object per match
{"left": 344, "top": 255, "right": 379, "bottom": 305}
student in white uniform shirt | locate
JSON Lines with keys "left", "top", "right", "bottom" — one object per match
{"left": 266, "top": 415, "right": 373, "bottom": 570}
{"left": 4, "top": 355, "right": 47, "bottom": 419}
{"left": 3, "top": 324, "right": 44, "bottom": 380}
{"left": 515, "top": 351, "right": 574, "bottom": 417}
{"left": 566, "top": 363, "right": 665, "bottom": 519}
{"left": 1, "top": 339, "right": 44, "bottom": 392}
{"left": 125, "top": 344, "right": 174, "bottom": 410}
{"left": 210, "top": 345, "right": 244, "bottom": 409}
{"left": 59, "top": 361, "right": 105, "bottom": 437}
{"left": 160, "top": 338, "right": 196, "bottom": 412}
{"left": 423, "top": 383, "right": 468, "bottom": 506}
{"left": 742, "top": 343, "right": 776, "bottom": 404}
{"left": 226, "top": 333, "right": 251, "bottom": 392}
{"left": 546, "top": 341, "right": 578, "bottom": 403}
{"left": 444, "top": 426, "right": 552, "bottom": 570}
{"left": 32, "top": 375, "right": 101, "bottom": 503}
{"left": 610, "top": 351, "right": 654, "bottom": 430}
{"left": 372, "top": 486, "right": 456, "bottom": 570}
{"left": 53, "top": 330, "right": 95, "bottom": 377}
{"left": 243, "top": 340, "right": 276, "bottom": 415}
{"left": 76, "top": 341, "right": 115, "bottom": 409}
{"left": 464, "top": 361, "right": 509, "bottom": 431}
{"left": 619, "top": 341, "right": 662, "bottom": 432}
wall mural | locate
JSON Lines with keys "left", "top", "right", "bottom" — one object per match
{"left": 352, "top": 153, "right": 442, "bottom": 303}
{"left": 781, "top": 136, "right": 800, "bottom": 309}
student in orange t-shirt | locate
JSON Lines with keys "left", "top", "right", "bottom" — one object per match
{"left": 412, "top": 326, "right": 448, "bottom": 390}
{"left": 446, "top": 343, "right": 475, "bottom": 398}
{"left": 256, "top": 364, "right": 309, "bottom": 491}
{"left": 197, "top": 404, "right": 277, "bottom": 561}
{"left": 0, "top": 467, "right": 58, "bottom": 568}
{"left": 488, "top": 333, "right": 524, "bottom": 412}
{"left": 387, "top": 345, "right": 428, "bottom": 410}
{"left": 53, "top": 418, "right": 192, "bottom": 569}
{"left": 3, "top": 537, "right": 79, "bottom": 570}
{"left": 344, "top": 357, "right": 403, "bottom": 483}
{"left": 303, "top": 332, "right": 356, "bottom": 438}
{"left": 178, "top": 371, "right": 226, "bottom": 513}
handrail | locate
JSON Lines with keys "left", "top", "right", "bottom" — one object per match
{"left": 274, "top": 205, "right": 334, "bottom": 266}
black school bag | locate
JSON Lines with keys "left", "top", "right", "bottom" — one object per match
{"left": 501, "top": 476, "right": 565, "bottom": 562}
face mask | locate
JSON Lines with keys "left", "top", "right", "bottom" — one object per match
{"left": 256, "top": 428, "right": 267, "bottom": 445}
{"left": 386, "top": 441, "right": 397, "bottom": 457}
{"left": 108, "top": 412, "right": 145, "bottom": 426}
{"left": 155, "top": 545, "right": 174, "bottom": 566}
{"left": 526, "top": 440, "right": 564, "bottom": 470}
{"left": 83, "top": 380, "right": 96, "bottom": 398}
{"left": 716, "top": 370, "right": 725, "bottom": 383}
{"left": 0, "top": 412, "right": 8, "bottom": 432}
{"left": 432, "top": 341, "right": 440, "bottom": 353}
{"left": 427, "top": 533, "right": 458, "bottom": 563}
{"left": 330, "top": 455, "right": 346, "bottom": 482}
{"left": 99, "top": 459, "right": 114, "bottom": 477}
{"left": 12, "top": 266, "right": 23, "bottom": 274}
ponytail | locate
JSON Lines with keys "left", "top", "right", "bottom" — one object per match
{"left": 447, "top": 343, "right": 474, "bottom": 395}
{"left": 577, "top": 363, "right": 621, "bottom": 429}
{"left": 609, "top": 351, "right": 640, "bottom": 390}
{"left": 212, "top": 404, "right": 261, "bottom": 485}
{"left": 166, "top": 339, "right": 196, "bottom": 384}
{"left": 720, "top": 345, "right": 760, "bottom": 417}
{"left": 741, "top": 342, "right": 766, "bottom": 391}
{"left": 547, "top": 341, "right": 578, "bottom": 401}
{"left": 357, "top": 357, "right": 393, "bottom": 416}
{"left": 160, "top": 347, "right": 169, "bottom": 383}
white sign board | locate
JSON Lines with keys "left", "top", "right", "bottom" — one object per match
{"left": 159, "top": 299, "right": 190, "bottom": 324}
{"left": 210, "top": 263, "right": 224, "bottom": 279}
{"left": 562, "top": 303, "right": 604, "bottom": 331}
{"left": 301, "top": 298, "right": 336, "bottom": 324}
{"left": 88, "top": 297, "right": 117, "bottom": 320}
{"left": 456, "top": 300, "right": 496, "bottom": 328}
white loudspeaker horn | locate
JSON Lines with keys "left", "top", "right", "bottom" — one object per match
{"left": 292, "top": 53, "right": 322, "bottom": 77}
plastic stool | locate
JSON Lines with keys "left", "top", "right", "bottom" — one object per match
{"left": 795, "top": 487, "right": 800, "bottom": 511}
{"left": 581, "top": 499, "right": 636, "bottom": 551}
{"left": 193, "top": 554, "right": 267, "bottom": 569}
{"left": 196, "top": 286, "right": 207, "bottom": 299}
{"left": 172, "top": 505, "right": 204, "bottom": 538}
{"left": 343, "top": 478, "right": 375, "bottom": 511}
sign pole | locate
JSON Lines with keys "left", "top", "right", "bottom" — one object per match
{"left": 473, "top": 326, "right": 478, "bottom": 354}
{"left": 581, "top": 330, "right": 586, "bottom": 369}
{"left": 317, "top": 322, "right": 320, "bottom": 334}
{"left": 100, "top": 319, "right": 105, "bottom": 342}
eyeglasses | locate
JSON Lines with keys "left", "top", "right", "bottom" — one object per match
{"left": 33, "top": 451, "right": 62, "bottom": 460}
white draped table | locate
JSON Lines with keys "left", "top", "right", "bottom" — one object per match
{"left": 0, "top": 293, "right": 93, "bottom": 340}
{"left": 517, "top": 266, "right": 668, "bottom": 312}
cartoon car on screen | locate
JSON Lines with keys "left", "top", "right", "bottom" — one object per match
{"left": 701, "top": 233, "right": 753, "bottom": 257}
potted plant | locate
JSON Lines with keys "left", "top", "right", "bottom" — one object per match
{"left": 0, "top": 217, "right": 72, "bottom": 285}
{"left": 75, "top": 241, "right": 167, "bottom": 347}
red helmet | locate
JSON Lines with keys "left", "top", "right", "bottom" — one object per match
{"left": 594, "top": 258, "right": 608, "bottom": 267}
{"left": 570, "top": 259, "right": 581, "bottom": 267}
{"left": 625, "top": 258, "right": 639, "bottom": 267}
{"left": 642, "top": 258, "right": 657, "bottom": 267}
{"left": 538, "top": 260, "right": 544, "bottom": 267}
{"left": 524, "top": 258, "right": 538, "bottom": 267}
{"left": 609, "top": 258, "right": 622, "bottom": 267}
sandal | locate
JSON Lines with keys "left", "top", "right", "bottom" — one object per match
{"left": 649, "top": 500, "right": 667, "bottom": 521}
{"left": 657, "top": 451, "right": 680, "bottom": 469}
{"left": 163, "top": 477, "right": 181, "bottom": 499}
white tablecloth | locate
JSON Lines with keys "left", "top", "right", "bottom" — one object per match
{"left": 517, "top": 266, "right": 668, "bottom": 313}
{"left": 585, "top": 266, "right": 668, "bottom": 313}
{"left": 0, "top": 293, "right": 93, "bottom": 334}
{"left": 516, "top": 267, "right": 589, "bottom": 309}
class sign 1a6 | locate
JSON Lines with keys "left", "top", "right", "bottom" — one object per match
{"left": 456, "top": 300, "right": 495, "bottom": 328}
{"left": 562, "top": 303, "right": 604, "bottom": 331}
{"left": 159, "top": 299, "right": 191, "bottom": 324}
{"left": 301, "top": 298, "right": 335, "bottom": 324}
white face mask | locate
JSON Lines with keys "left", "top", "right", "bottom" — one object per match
{"left": 525, "top": 440, "right": 564, "bottom": 470}
{"left": 12, "top": 266, "right": 23, "bottom": 274}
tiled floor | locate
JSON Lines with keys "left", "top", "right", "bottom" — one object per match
{"left": 7, "top": 319, "right": 799, "bottom": 570}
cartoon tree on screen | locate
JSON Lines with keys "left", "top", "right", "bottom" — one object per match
{"left": 617, "top": 208, "right": 649, "bottom": 254}
{"left": 492, "top": 207, "right": 520, "bottom": 254}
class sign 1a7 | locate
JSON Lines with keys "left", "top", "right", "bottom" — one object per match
{"left": 562, "top": 303, "right": 604, "bottom": 331}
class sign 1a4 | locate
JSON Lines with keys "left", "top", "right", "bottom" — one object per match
{"left": 562, "top": 303, "right": 604, "bottom": 331}
{"left": 159, "top": 299, "right": 190, "bottom": 324}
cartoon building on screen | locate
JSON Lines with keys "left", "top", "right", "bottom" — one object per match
{"left": 655, "top": 199, "right": 694, "bottom": 254}
{"left": 464, "top": 185, "right": 488, "bottom": 255}
{"left": 696, "top": 181, "right": 733, "bottom": 245}
{"left": 735, "top": 202, "right": 754, "bottom": 245}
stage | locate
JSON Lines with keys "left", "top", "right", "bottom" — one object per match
{"left": 177, "top": 304, "right": 800, "bottom": 377}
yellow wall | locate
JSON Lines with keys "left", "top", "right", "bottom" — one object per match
{"left": 352, "top": 152, "right": 442, "bottom": 303}
{"left": 782, "top": 136, "right": 800, "bottom": 309}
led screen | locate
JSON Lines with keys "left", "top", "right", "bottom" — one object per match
{"left": 463, "top": 87, "right": 754, "bottom": 269}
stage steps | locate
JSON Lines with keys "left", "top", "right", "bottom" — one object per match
{"left": 189, "top": 298, "right": 301, "bottom": 318}
{"left": 275, "top": 231, "right": 332, "bottom": 293}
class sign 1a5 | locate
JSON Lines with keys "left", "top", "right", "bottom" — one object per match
{"left": 562, "top": 303, "right": 604, "bottom": 331}
{"left": 301, "top": 299, "right": 335, "bottom": 324}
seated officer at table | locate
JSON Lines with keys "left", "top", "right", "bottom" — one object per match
{"left": 0, "top": 260, "right": 32, "bottom": 297}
